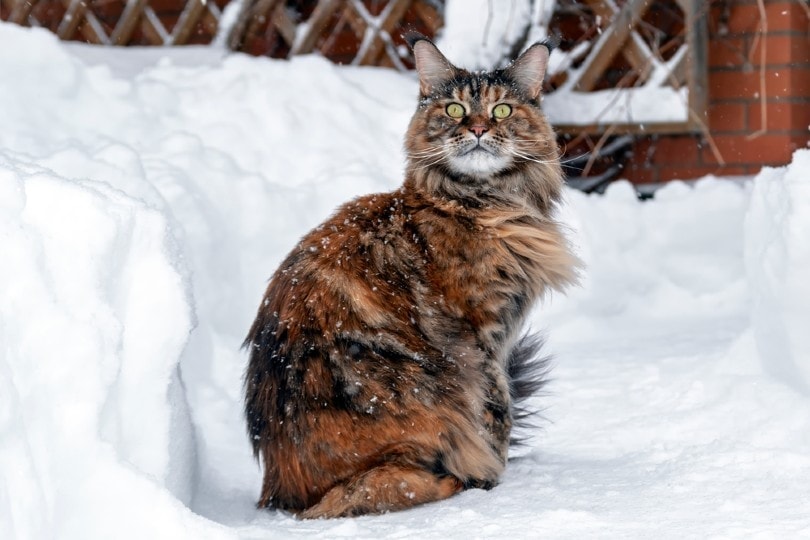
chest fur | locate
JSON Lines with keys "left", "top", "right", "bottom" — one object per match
{"left": 415, "top": 208, "right": 573, "bottom": 353}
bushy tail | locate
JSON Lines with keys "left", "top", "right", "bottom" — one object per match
{"left": 507, "top": 333, "right": 553, "bottom": 446}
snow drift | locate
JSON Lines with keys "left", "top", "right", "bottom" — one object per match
{"left": 745, "top": 149, "right": 810, "bottom": 394}
{"left": 1, "top": 22, "right": 809, "bottom": 539}
{"left": 0, "top": 154, "right": 202, "bottom": 538}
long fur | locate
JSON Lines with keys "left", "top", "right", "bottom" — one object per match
{"left": 506, "top": 333, "right": 553, "bottom": 445}
{"left": 243, "top": 36, "right": 580, "bottom": 519}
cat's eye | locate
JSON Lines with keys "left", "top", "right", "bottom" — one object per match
{"left": 446, "top": 103, "right": 465, "bottom": 118}
{"left": 493, "top": 104, "right": 512, "bottom": 119}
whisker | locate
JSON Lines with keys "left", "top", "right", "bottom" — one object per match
{"left": 510, "top": 151, "right": 577, "bottom": 166}
{"left": 510, "top": 146, "right": 580, "bottom": 165}
{"left": 408, "top": 149, "right": 449, "bottom": 170}
{"left": 411, "top": 157, "right": 446, "bottom": 171}
{"left": 508, "top": 149, "right": 556, "bottom": 165}
{"left": 408, "top": 148, "right": 446, "bottom": 159}
{"left": 408, "top": 154, "right": 445, "bottom": 165}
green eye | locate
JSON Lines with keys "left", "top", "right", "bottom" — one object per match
{"left": 446, "top": 103, "right": 465, "bottom": 118}
{"left": 493, "top": 103, "right": 512, "bottom": 119}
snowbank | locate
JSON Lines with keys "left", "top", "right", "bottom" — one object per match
{"left": 0, "top": 26, "right": 216, "bottom": 539}
{"left": 0, "top": 154, "right": 206, "bottom": 538}
{"left": 0, "top": 22, "right": 412, "bottom": 538}
{"left": 1, "top": 22, "right": 809, "bottom": 539}
{"left": 550, "top": 177, "right": 750, "bottom": 341}
{"left": 745, "top": 150, "right": 810, "bottom": 393}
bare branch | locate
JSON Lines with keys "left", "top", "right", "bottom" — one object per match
{"left": 797, "top": 0, "right": 810, "bottom": 21}
{"left": 582, "top": 123, "right": 617, "bottom": 177}
{"left": 746, "top": 0, "right": 768, "bottom": 140}
{"left": 483, "top": 0, "right": 494, "bottom": 47}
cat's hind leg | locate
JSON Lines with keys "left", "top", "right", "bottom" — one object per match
{"left": 298, "top": 464, "right": 462, "bottom": 519}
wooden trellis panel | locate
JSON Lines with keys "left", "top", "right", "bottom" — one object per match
{"left": 1, "top": 0, "right": 230, "bottom": 45}
{"left": 228, "top": 0, "right": 444, "bottom": 70}
{"left": 544, "top": 0, "right": 708, "bottom": 134}
{"left": 0, "top": 0, "right": 444, "bottom": 68}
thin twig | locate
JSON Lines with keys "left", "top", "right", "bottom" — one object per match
{"left": 647, "top": 22, "right": 725, "bottom": 165}
{"left": 797, "top": 0, "right": 810, "bottom": 20}
{"left": 483, "top": 0, "right": 494, "bottom": 47}
{"left": 503, "top": 0, "right": 517, "bottom": 47}
{"left": 581, "top": 123, "right": 617, "bottom": 177}
{"left": 561, "top": 66, "right": 640, "bottom": 163}
{"left": 688, "top": 107, "right": 725, "bottom": 165}
{"left": 747, "top": 0, "right": 768, "bottom": 140}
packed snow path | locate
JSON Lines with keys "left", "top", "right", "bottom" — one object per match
{"left": 1, "top": 25, "right": 809, "bottom": 539}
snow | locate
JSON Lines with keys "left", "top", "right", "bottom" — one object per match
{"left": 1, "top": 22, "right": 810, "bottom": 539}
{"left": 745, "top": 150, "right": 810, "bottom": 394}
{"left": 439, "top": 0, "right": 534, "bottom": 69}
{"left": 546, "top": 85, "right": 689, "bottom": 126}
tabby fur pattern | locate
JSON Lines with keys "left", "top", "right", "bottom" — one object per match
{"left": 244, "top": 35, "right": 580, "bottom": 519}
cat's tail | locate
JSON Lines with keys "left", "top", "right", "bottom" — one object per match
{"left": 507, "top": 332, "right": 553, "bottom": 446}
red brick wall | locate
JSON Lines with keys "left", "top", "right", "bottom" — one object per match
{"left": 625, "top": 0, "right": 810, "bottom": 184}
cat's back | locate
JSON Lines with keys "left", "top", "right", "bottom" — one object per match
{"left": 248, "top": 189, "right": 430, "bottom": 344}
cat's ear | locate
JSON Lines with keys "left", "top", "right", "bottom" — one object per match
{"left": 408, "top": 35, "right": 457, "bottom": 96}
{"left": 505, "top": 39, "right": 556, "bottom": 99}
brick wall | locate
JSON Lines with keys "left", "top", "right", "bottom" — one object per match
{"left": 624, "top": 0, "right": 810, "bottom": 184}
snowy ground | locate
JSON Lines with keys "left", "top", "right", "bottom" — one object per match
{"left": 2, "top": 23, "right": 810, "bottom": 539}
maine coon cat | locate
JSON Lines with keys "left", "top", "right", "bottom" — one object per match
{"left": 244, "top": 35, "right": 579, "bottom": 519}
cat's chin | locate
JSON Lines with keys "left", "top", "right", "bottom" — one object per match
{"left": 447, "top": 151, "right": 511, "bottom": 177}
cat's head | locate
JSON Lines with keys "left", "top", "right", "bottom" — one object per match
{"left": 404, "top": 36, "right": 561, "bottom": 207}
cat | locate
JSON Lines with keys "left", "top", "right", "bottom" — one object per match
{"left": 243, "top": 34, "right": 580, "bottom": 519}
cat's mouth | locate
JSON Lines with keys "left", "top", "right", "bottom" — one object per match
{"left": 458, "top": 141, "right": 496, "bottom": 157}
{"left": 463, "top": 146, "right": 492, "bottom": 156}
{"left": 448, "top": 141, "right": 511, "bottom": 176}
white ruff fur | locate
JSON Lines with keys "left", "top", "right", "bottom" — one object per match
{"left": 448, "top": 144, "right": 512, "bottom": 176}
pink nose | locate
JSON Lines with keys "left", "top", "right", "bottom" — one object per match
{"left": 470, "top": 124, "right": 488, "bottom": 137}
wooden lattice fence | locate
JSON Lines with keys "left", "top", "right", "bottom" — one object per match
{"left": 228, "top": 0, "right": 443, "bottom": 69}
{"left": 1, "top": 0, "right": 231, "bottom": 45}
{"left": 540, "top": 0, "right": 708, "bottom": 134}
{"left": 0, "top": 0, "right": 443, "bottom": 66}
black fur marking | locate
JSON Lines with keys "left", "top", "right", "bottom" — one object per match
{"left": 463, "top": 478, "right": 497, "bottom": 490}
{"left": 507, "top": 332, "right": 553, "bottom": 446}
{"left": 403, "top": 31, "right": 431, "bottom": 49}
{"left": 429, "top": 452, "right": 452, "bottom": 477}
{"left": 540, "top": 35, "right": 561, "bottom": 53}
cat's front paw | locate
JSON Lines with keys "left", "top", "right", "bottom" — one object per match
{"left": 463, "top": 477, "right": 499, "bottom": 491}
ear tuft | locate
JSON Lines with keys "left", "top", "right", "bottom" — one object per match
{"left": 540, "top": 34, "right": 561, "bottom": 53}
{"left": 410, "top": 37, "right": 456, "bottom": 96}
{"left": 404, "top": 32, "right": 428, "bottom": 49}
{"left": 506, "top": 42, "right": 551, "bottom": 99}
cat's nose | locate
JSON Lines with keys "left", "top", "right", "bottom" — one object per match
{"left": 469, "top": 124, "right": 488, "bottom": 138}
